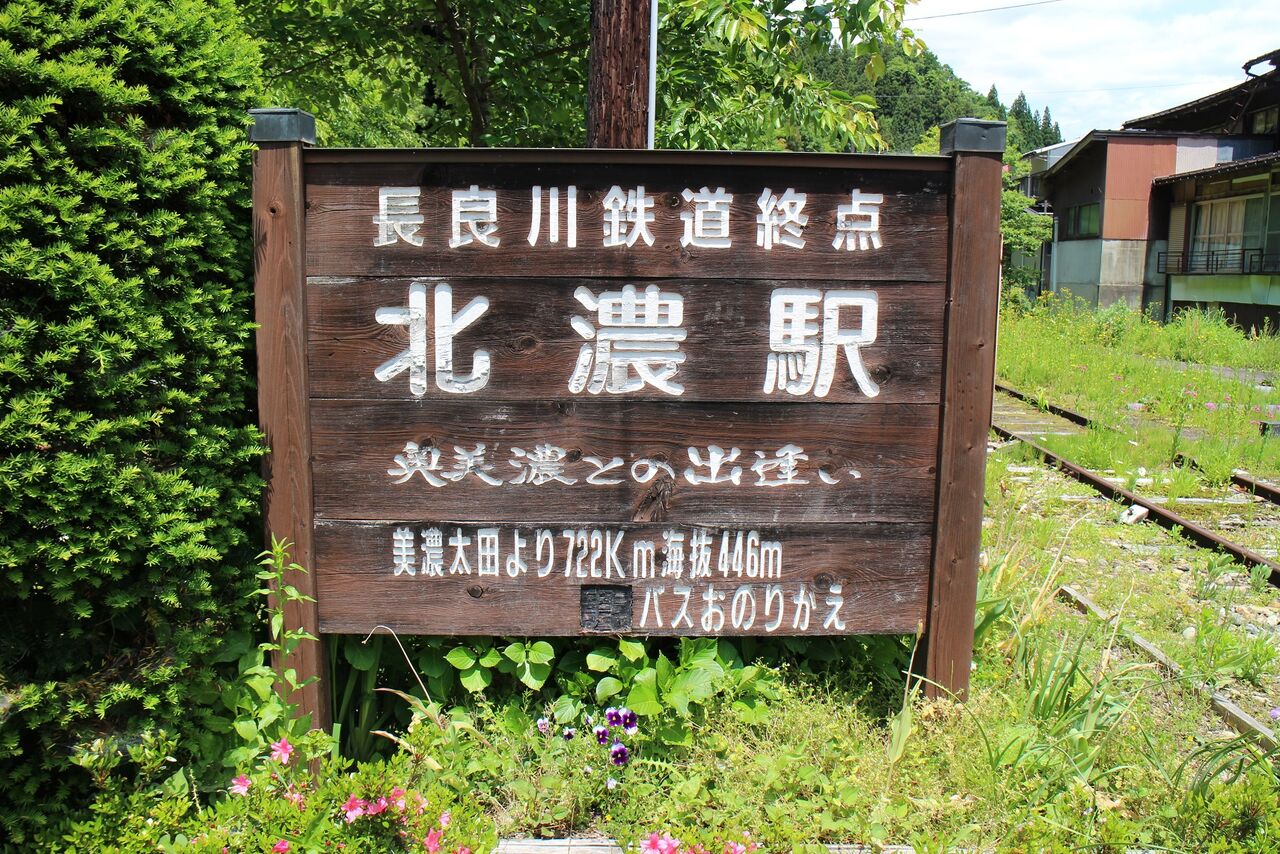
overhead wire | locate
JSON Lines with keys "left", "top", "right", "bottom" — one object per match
{"left": 906, "top": 0, "right": 1065, "bottom": 22}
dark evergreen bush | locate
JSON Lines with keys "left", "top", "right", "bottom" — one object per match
{"left": 0, "top": 0, "right": 263, "bottom": 840}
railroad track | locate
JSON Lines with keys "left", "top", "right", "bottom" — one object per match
{"left": 989, "top": 383, "right": 1280, "bottom": 586}
{"left": 996, "top": 382, "right": 1280, "bottom": 504}
{"left": 990, "top": 382, "right": 1280, "bottom": 748}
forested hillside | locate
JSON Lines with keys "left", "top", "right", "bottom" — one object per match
{"left": 810, "top": 38, "right": 1063, "bottom": 155}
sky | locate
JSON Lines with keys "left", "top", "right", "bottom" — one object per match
{"left": 904, "top": 0, "right": 1280, "bottom": 142}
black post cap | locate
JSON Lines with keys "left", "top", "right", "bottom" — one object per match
{"left": 940, "top": 118, "right": 1007, "bottom": 154}
{"left": 249, "top": 108, "right": 317, "bottom": 145}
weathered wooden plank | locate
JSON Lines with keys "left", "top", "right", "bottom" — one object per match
{"left": 923, "top": 147, "right": 1003, "bottom": 700}
{"left": 253, "top": 140, "right": 330, "bottom": 728}
{"left": 306, "top": 277, "right": 945, "bottom": 404}
{"left": 314, "top": 521, "right": 932, "bottom": 635}
{"left": 304, "top": 147, "right": 953, "bottom": 172}
{"left": 310, "top": 400, "right": 940, "bottom": 525}
{"left": 304, "top": 162, "right": 949, "bottom": 280}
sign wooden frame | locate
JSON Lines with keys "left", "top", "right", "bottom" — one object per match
{"left": 251, "top": 112, "right": 1004, "bottom": 729}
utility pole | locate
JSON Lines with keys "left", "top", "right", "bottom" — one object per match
{"left": 586, "top": 0, "right": 652, "bottom": 148}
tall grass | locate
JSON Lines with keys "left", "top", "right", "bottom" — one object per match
{"left": 998, "top": 295, "right": 1280, "bottom": 482}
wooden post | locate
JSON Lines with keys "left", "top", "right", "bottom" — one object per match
{"left": 923, "top": 118, "right": 1006, "bottom": 700}
{"left": 250, "top": 108, "right": 331, "bottom": 731}
{"left": 586, "top": 0, "right": 651, "bottom": 148}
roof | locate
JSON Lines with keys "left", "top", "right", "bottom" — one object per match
{"left": 1124, "top": 56, "right": 1280, "bottom": 131}
{"left": 1040, "top": 130, "right": 1185, "bottom": 181}
{"left": 1152, "top": 149, "right": 1280, "bottom": 186}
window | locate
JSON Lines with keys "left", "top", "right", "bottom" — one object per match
{"left": 1191, "top": 195, "right": 1264, "bottom": 254}
{"left": 1266, "top": 195, "right": 1280, "bottom": 269}
{"left": 1249, "top": 105, "right": 1278, "bottom": 136}
{"left": 1189, "top": 195, "right": 1266, "bottom": 272}
{"left": 1061, "top": 202, "right": 1100, "bottom": 239}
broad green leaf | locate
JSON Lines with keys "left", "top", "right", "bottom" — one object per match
{"left": 343, "top": 638, "right": 379, "bottom": 671}
{"left": 232, "top": 718, "right": 258, "bottom": 741}
{"left": 672, "top": 665, "right": 719, "bottom": 702}
{"left": 586, "top": 647, "right": 619, "bottom": 672}
{"left": 551, "top": 694, "right": 581, "bottom": 724}
{"left": 503, "top": 642, "right": 527, "bottom": 664}
{"left": 617, "top": 638, "right": 646, "bottom": 662}
{"left": 528, "top": 641, "right": 556, "bottom": 664}
{"left": 459, "top": 665, "right": 493, "bottom": 693}
{"left": 445, "top": 646, "right": 477, "bottom": 670}
{"left": 595, "top": 676, "right": 624, "bottom": 704}
{"left": 625, "top": 667, "right": 662, "bottom": 716}
{"left": 655, "top": 653, "right": 675, "bottom": 691}
{"left": 518, "top": 661, "right": 551, "bottom": 690}
{"left": 245, "top": 675, "right": 273, "bottom": 702}
{"left": 478, "top": 646, "right": 503, "bottom": 668}
{"left": 418, "top": 652, "right": 447, "bottom": 678}
{"left": 657, "top": 722, "right": 693, "bottom": 747}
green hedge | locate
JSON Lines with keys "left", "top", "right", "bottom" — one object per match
{"left": 0, "top": 0, "right": 263, "bottom": 841}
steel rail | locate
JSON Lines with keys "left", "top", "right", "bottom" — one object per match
{"left": 1057, "top": 585, "right": 1277, "bottom": 748}
{"left": 995, "top": 381, "right": 1093, "bottom": 428}
{"left": 995, "top": 382, "right": 1280, "bottom": 506}
{"left": 989, "top": 421, "right": 1280, "bottom": 585}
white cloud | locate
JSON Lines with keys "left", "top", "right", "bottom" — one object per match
{"left": 904, "top": 0, "right": 1280, "bottom": 140}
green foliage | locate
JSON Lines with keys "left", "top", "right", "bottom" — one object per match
{"left": 1007, "top": 90, "right": 1062, "bottom": 153}
{"left": 241, "top": 0, "right": 917, "bottom": 151}
{"left": 238, "top": 0, "right": 587, "bottom": 147}
{"left": 1002, "top": 188, "right": 1053, "bottom": 257}
{"left": 809, "top": 38, "right": 997, "bottom": 152}
{"left": 195, "top": 540, "right": 321, "bottom": 773}
{"left": 0, "top": 0, "right": 262, "bottom": 841}
{"left": 658, "top": 0, "right": 918, "bottom": 151}
{"left": 58, "top": 724, "right": 491, "bottom": 853}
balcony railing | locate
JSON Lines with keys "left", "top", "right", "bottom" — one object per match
{"left": 1158, "top": 247, "right": 1280, "bottom": 275}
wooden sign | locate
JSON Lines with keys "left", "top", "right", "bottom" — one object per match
{"left": 251, "top": 114, "right": 1005, "bottom": 723}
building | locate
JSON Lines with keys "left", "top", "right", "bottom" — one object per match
{"left": 1128, "top": 51, "right": 1280, "bottom": 329}
{"left": 1023, "top": 49, "right": 1280, "bottom": 327}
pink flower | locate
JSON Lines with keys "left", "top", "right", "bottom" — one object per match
{"left": 342, "top": 795, "right": 367, "bottom": 823}
{"left": 285, "top": 787, "right": 305, "bottom": 809}
{"left": 229, "top": 775, "right": 251, "bottom": 796}
{"left": 455, "top": 849, "right": 471, "bottom": 854}
{"left": 425, "top": 828, "right": 443, "bottom": 853}
{"left": 642, "top": 833, "right": 682, "bottom": 854}
{"left": 273, "top": 842, "right": 291, "bottom": 853}
{"left": 439, "top": 810, "right": 451, "bottom": 829}
{"left": 367, "top": 797, "right": 388, "bottom": 816}
{"left": 725, "top": 844, "right": 746, "bottom": 854}
{"left": 1205, "top": 402, "right": 1218, "bottom": 411}
{"left": 270, "top": 737, "right": 294, "bottom": 765}
{"left": 390, "top": 787, "right": 408, "bottom": 810}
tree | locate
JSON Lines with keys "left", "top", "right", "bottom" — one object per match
{"left": 1009, "top": 91, "right": 1036, "bottom": 145}
{"left": 0, "top": 0, "right": 263, "bottom": 840}
{"left": 808, "top": 38, "right": 996, "bottom": 151}
{"left": 985, "top": 85, "right": 1006, "bottom": 120}
{"left": 240, "top": 0, "right": 921, "bottom": 151}
{"left": 1039, "top": 106, "right": 1062, "bottom": 145}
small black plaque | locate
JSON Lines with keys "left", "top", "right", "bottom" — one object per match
{"left": 580, "top": 585, "right": 633, "bottom": 631}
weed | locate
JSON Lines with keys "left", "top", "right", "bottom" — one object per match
{"left": 1248, "top": 564, "right": 1271, "bottom": 593}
